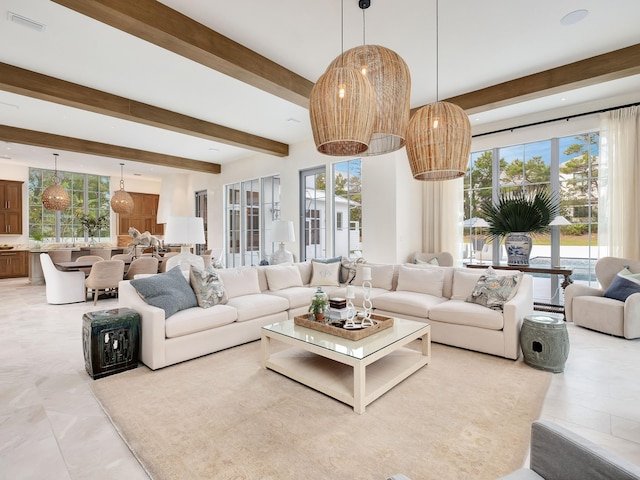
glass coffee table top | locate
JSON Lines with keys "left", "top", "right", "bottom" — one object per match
{"left": 262, "top": 317, "right": 429, "bottom": 360}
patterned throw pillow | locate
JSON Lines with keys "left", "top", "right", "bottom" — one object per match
{"left": 603, "top": 266, "right": 640, "bottom": 302}
{"left": 310, "top": 260, "right": 341, "bottom": 287}
{"left": 414, "top": 257, "right": 439, "bottom": 266}
{"left": 465, "top": 267, "right": 523, "bottom": 311}
{"left": 189, "top": 265, "right": 228, "bottom": 308}
{"left": 130, "top": 266, "right": 198, "bottom": 318}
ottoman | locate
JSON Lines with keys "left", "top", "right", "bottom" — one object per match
{"left": 520, "top": 313, "right": 569, "bottom": 373}
{"left": 82, "top": 307, "right": 140, "bottom": 379}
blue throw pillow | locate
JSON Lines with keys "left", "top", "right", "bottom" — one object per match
{"left": 130, "top": 266, "right": 198, "bottom": 318}
{"left": 603, "top": 267, "right": 640, "bottom": 302}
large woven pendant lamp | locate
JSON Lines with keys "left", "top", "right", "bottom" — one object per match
{"left": 309, "top": 0, "right": 377, "bottom": 156}
{"left": 110, "top": 163, "right": 134, "bottom": 214}
{"left": 405, "top": 1, "right": 471, "bottom": 180}
{"left": 42, "top": 153, "right": 70, "bottom": 211}
{"left": 325, "top": 2, "right": 411, "bottom": 156}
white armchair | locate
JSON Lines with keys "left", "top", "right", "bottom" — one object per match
{"left": 565, "top": 256, "right": 640, "bottom": 339}
{"left": 40, "top": 253, "right": 86, "bottom": 304}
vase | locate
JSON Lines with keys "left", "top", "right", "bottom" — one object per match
{"left": 505, "top": 232, "right": 532, "bottom": 266}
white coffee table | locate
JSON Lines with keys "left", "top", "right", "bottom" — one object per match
{"left": 261, "top": 317, "right": 430, "bottom": 414}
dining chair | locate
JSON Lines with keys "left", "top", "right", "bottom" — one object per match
{"left": 90, "top": 248, "right": 112, "bottom": 260}
{"left": 75, "top": 255, "right": 105, "bottom": 275}
{"left": 47, "top": 249, "right": 72, "bottom": 264}
{"left": 84, "top": 259, "right": 125, "bottom": 305}
{"left": 124, "top": 256, "right": 159, "bottom": 280}
{"left": 39, "top": 253, "right": 86, "bottom": 304}
{"left": 158, "top": 251, "right": 179, "bottom": 273}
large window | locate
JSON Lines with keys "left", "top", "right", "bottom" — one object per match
{"left": 224, "top": 175, "right": 280, "bottom": 267}
{"left": 28, "top": 168, "right": 111, "bottom": 243}
{"left": 333, "top": 159, "right": 361, "bottom": 258}
{"left": 464, "top": 133, "right": 600, "bottom": 301}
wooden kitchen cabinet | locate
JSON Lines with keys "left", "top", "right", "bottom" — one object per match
{"left": 116, "top": 192, "right": 164, "bottom": 236}
{"left": 0, "top": 180, "right": 23, "bottom": 235}
{"left": 0, "top": 250, "right": 29, "bottom": 278}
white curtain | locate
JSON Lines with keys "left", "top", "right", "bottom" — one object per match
{"left": 422, "top": 178, "right": 464, "bottom": 264}
{"left": 599, "top": 106, "right": 640, "bottom": 259}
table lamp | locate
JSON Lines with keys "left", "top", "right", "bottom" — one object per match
{"left": 549, "top": 215, "right": 572, "bottom": 268}
{"left": 164, "top": 216, "right": 206, "bottom": 271}
{"left": 271, "top": 220, "right": 295, "bottom": 264}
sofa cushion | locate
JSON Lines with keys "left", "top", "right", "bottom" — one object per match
{"left": 397, "top": 265, "right": 444, "bottom": 297}
{"left": 226, "top": 293, "right": 289, "bottom": 322}
{"left": 189, "top": 265, "right": 228, "bottom": 308}
{"left": 451, "top": 269, "right": 486, "bottom": 300}
{"left": 330, "top": 286, "right": 392, "bottom": 305}
{"left": 374, "top": 291, "right": 448, "bottom": 318}
{"left": 217, "top": 267, "right": 261, "bottom": 299}
{"left": 269, "top": 286, "right": 316, "bottom": 309}
{"left": 297, "top": 262, "right": 313, "bottom": 285}
{"left": 165, "top": 304, "right": 237, "bottom": 338}
{"left": 429, "top": 300, "right": 505, "bottom": 330}
{"left": 466, "top": 268, "right": 523, "bottom": 311}
{"left": 265, "top": 265, "right": 304, "bottom": 291}
{"left": 573, "top": 295, "right": 625, "bottom": 337}
{"left": 130, "top": 266, "right": 198, "bottom": 318}
{"left": 352, "top": 263, "right": 395, "bottom": 290}
{"left": 603, "top": 267, "right": 640, "bottom": 302}
{"left": 414, "top": 257, "right": 439, "bottom": 266}
{"left": 310, "top": 260, "right": 341, "bottom": 287}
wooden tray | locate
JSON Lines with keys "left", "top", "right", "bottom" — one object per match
{"left": 294, "top": 314, "right": 394, "bottom": 341}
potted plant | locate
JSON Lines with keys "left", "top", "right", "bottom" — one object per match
{"left": 309, "top": 287, "right": 329, "bottom": 322}
{"left": 479, "top": 188, "right": 559, "bottom": 266}
{"left": 77, "top": 213, "right": 109, "bottom": 246}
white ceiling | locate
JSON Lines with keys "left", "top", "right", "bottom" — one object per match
{"left": 1, "top": 0, "right": 640, "bottom": 180}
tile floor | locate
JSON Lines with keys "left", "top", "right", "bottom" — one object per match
{"left": 1, "top": 277, "right": 639, "bottom": 479}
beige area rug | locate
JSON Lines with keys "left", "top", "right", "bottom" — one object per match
{"left": 91, "top": 340, "right": 551, "bottom": 480}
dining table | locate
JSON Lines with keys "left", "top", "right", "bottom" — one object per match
{"left": 55, "top": 259, "right": 131, "bottom": 272}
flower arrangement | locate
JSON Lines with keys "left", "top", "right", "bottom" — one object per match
{"left": 77, "top": 213, "right": 109, "bottom": 237}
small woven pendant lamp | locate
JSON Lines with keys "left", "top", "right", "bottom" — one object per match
{"left": 110, "top": 163, "right": 134, "bottom": 214}
{"left": 42, "top": 153, "right": 71, "bottom": 211}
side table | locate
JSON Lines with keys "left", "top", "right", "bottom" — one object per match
{"left": 82, "top": 307, "right": 140, "bottom": 379}
{"left": 520, "top": 313, "right": 569, "bottom": 373}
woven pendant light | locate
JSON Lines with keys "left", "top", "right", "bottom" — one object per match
{"left": 42, "top": 153, "right": 71, "bottom": 211}
{"left": 309, "top": 65, "right": 377, "bottom": 156}
{"left": 405, "top": 0, "right": 471, "bottom": 181}
{"left": 406, "top": 101, "right": 471, "bottom": 180}
{"left": 326, "top": 45, "right": 411, "bottom": 156}
{"left": 110, "top": 163, "right": 134, "bottom": 214}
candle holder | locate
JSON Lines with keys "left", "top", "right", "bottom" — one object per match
{"left": 361, "top": 279, "right": 374, "bottom": 327}
{"left": 344, "top": 285, "right": 357, "bottom": 328}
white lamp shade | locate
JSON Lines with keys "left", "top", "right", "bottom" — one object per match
{"left": 272, "top": 220, "right": 295, "bottom": 243}
{"left": 473, "top": 218, "right": 490, "bottom": 228}
{"left": 165, "top": 216, "right": 205, "bottom": 244}
{"left": 549, "top": 215, "right": 572, "bottom": 226}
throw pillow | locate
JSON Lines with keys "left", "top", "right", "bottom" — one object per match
{"left": 351, "top": 263, "right": 395, "bottom": 290}
{"left": 130, "top": 266, "right": 198, "bottom": 318}
{"left": 265, "top": 265, "right": 303, "bottom": 291}
{"left": 603, "top": 266, "right": 640, "bottom": 302}
{"left": 414, "top": 257, "right": 439, "bottom": 266}
{"left": 310, "top": 260, "right": 341, "bottom": 287}
{"left": 397, "top": 265, "right": 444, "bottom": 297}
{"left": 465, "top": 267, "right": 523, "bottom": 311}
{"left": 189, "top": 265, "right": 228, "bottom": 308}
{"left": 313, "top": 256, "right": 346, "bottom": 283}
{"left": 217, "top": 267, "right": 261, "bottom": 299}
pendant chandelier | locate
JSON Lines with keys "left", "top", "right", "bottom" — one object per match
{"left": 309, "top": 0, "right": 377, "bottom": 156}
{"left": 405, "top": 0, "right": 471, "bottom": 181}
{"left": 42, "top": 153, "right": 71, "bottom": 211}
{"left": 325, "top": 2, "right": 411, "bottom": 156}
{"left": 110, "top": 163, "right": 134, "bottom": 214}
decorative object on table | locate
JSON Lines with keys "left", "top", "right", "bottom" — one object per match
{"left": 480, "top": 188, "right": 559, "bottom": 266}
{"left": 361, "top": 266, "right": 374, "bottom": 327}
{"left": 405, "top": 1, "right": 471, "bottom": 181}
{"left": 0, "top": 244, "right": 13, "bottom": 250}
{"left": 163, "top": 216, "right": 206, "bottom": 272}
{"left": 328, "top": 296, "right": 348, "bottom": 320}
{"left": 294, "top": 313, "right": 394, "bottom": 341}
{"left": 270, "top": 220, "right": 295, "bottom": 264}
{"left": 82, "top": 307, "right": 140, "bottom": 379}
{"left": 549, "top": 215, "right": 572, "bottom": 267}
{"left": 42, "top": 153, "right": 71, "bottom": 211}
{"left": 127, "top": 226, "right": 162, "bottom": 257}
{"left": 110, "top": 162, "right": 135, "bottom": 214}
{"left": 344, "top": 285, "right": 357, "bottom": 328}
{"left": 77, "top": 212, "right": 109, "bottom": 246}
{"left": 309, "top": 287, "right": 329, "bottom": 322}
{"left": 520, "top": 313, "right": 569, "bottom": 373}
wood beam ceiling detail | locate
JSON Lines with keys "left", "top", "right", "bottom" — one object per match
{"left": 0, "top": 63, "right": 288, "bottom": 158}
{"left": 0, "top": 125, "right": 221, "bottom": 175}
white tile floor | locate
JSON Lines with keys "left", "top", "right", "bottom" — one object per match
{"left": 1, "top": 277, "right": 639, "bottom": 479}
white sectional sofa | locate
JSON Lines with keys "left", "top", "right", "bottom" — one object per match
{"left": 118, "top": 260, "right": 533, "bottom": 369}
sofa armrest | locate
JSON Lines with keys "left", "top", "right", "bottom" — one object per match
{"left": 564, "top": 283, "right": 604, "bottom": 323}
{"left": 118, "top": 280, "right": 167, "bottom": 370}
{"left": 502, "top": 274, "right": 534, "bottom": 359}
{"left": 530, "top": 420, "right": 640, "bottom": 479}
{"left": 624, "top": 292, "right": 640, "bottom": 339}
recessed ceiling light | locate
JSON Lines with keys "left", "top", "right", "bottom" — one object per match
{"left": 0, "top": 101, "right": 19, "bottom": 109}
{"left": 561, "top": 9, "right": 588, "bottom": 26}
{"left": 286, "top": 118, "right": 301, "bottom": 123}
{"left": 7, "top": 12, "right": 46, "bottom": 32}
{"left": 208, "top": 147, "right": 220, "bottom": 152}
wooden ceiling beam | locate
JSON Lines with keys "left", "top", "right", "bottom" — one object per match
{"left": 0, "top": 63, "right": 288, "bottom": 158}
{"left": 0, "top": 125, "right": 221, "bottom": 174}
{"left": 412, "top": 43, "right": 640, "bottom": 116}
{"left": 51, "top": 0, "right": 314, "bottom": 108}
